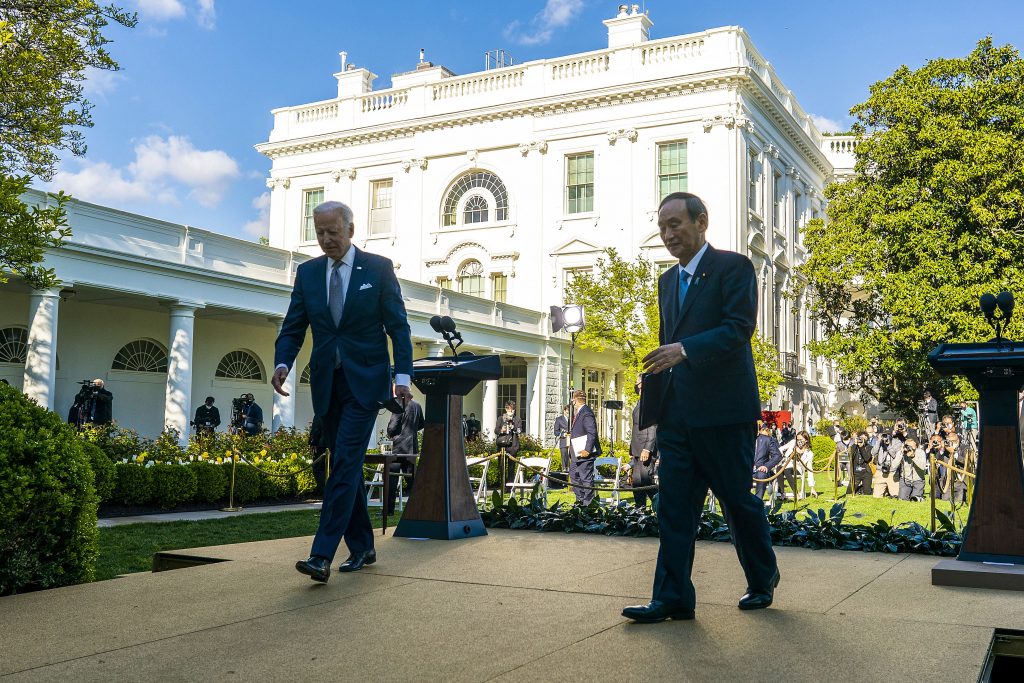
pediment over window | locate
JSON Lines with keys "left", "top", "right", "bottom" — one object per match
{"left": 550, "top": 238, "right": 603, "bottom": 257}
{"left": 639, "top": 231, "right": 667, "bottom": 250}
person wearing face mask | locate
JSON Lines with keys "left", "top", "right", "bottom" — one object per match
{"left": 847, "top": 431, "right": 873, "bottom": 495}
{"left": 779, "top": 430, "right": 817, "bottom": 499}
{"left": 938, "top": 431, "right": 969, "bottom": 503}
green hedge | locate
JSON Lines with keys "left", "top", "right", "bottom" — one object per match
{"left": 230, "top": 463, "right": 263, "bottom": 503}
{"left": 0, "top": 383, "right": 99, "bottom": 595}
{"left": 810, "top": 435, "right": 837, "bottom": 471}
{"left": 192, "top": 462, "right": 228, "bottom": 503}
{"left": 259, "top": 461, "right": 297, "bottom": 499}
{"left": 113, "top": 463, "right": 153, "bottom": 505}
{"left": 151, "top": 464, "right": 198, "bottom": 508}
{"left": 82, "top": 442, "right": 116, "bottom": 503}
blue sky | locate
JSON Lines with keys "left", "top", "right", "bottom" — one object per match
{"left": 49, "top": 0, "right": 1024, "bottom": 241}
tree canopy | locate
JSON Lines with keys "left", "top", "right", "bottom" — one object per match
{"left": 797, "top": 38, "right": 1024, "bottom": 416}
{"left": 0, "top": 1, "right": 135, "bottom": 288}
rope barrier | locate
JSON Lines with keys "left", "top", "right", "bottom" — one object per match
{"left": 234, "top": 447, "right": 327, "bottom": 478}
{"left": 504, "top": 451, "right": 661, "bottom": 493}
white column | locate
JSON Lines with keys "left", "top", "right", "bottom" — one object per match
{"left": 271, "top": 318, "right": 296, "bottom": 432}
{"left": 164, "top": 303, "right": 202, "bottom": 446}
{"left": 482, "top": 378, "right": 499, "bottom": 440}
{"left": 525, "top": 358, "right": 542, "bottom": 439}
{"left": 23, "top": 286, "right": 62, "bottom": 409}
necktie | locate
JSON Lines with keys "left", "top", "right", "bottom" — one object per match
{"left": 329, "top": 260, "right": 345, "bottom": 326}
{"left": 678, "top": 267, "right": 690, "bottom": 309}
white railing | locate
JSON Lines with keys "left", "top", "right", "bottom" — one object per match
{"left": 294, "top": 102, "right": 337, "bottom": 124}
{"left": 641, "top": 38, "right": 703, "bottom": 64}
{"left": 827, "top": 136, "right": 858, "bottom": 155}
{"left": 359, "top": 90, "right": 408, "bottom": 113}
{"left": 550, "top": 53, "right": 609, "bottom": 80}
{"left": 432, "top": 69, "right": 525, "bottom": 100}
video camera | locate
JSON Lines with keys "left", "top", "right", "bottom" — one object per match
{"left": 77, "top": 379, "right": 100, "bottom": 394}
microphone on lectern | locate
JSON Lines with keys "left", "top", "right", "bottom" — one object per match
{"left": 429, "top": 315, "right": 444, "bottom": 333}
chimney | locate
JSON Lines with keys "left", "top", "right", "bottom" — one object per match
{"left": 333, "top": 52, "right": 376, "bottom": 97}
{"left": 603, "top": 4, "right": 653, "bottom": 48}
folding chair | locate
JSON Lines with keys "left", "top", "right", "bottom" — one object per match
{"left": 365, "top": 463, "right": 407, "bottom": 512}
{"left": 507, "top": 456, "right": 551, "bottom": 505}
{"left": 592, "top": 456, "right": 623, "bottom": 504}
{"left": 466, "top": 456, "right": 490, "bottom": 505}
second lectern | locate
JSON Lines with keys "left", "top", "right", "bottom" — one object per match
{"left": 392, "top": 352, "right": 500, "bottom": 540}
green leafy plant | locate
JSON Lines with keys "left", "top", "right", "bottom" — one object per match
{"left": 81, "top": 441, "right": 116, "bottom": 503}
{"left": 150, "top": 464, "right": 197, "bottom": 508}
{"left": 112, "top": 463, "right": 153, "bottom": 505}
{"left": 191, "top": 461, "right": 227, "bottom": 503}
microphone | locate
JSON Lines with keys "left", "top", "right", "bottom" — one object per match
{"left": 997, "top": 291, "right": 1014, "bottom": 320}
{"left": 429, "top": 315, "right": 444, "bottom": 333}
{"left": 439, "top": 316, "right": 456, "bottom": 333}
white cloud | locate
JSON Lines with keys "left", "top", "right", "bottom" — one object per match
{"left": 82, "top": 66, "right": 125, "bottom": 98}
{"left": 242, "top": 192, "right": 271, "bottom": 239}
{"left": 504, "top": 0, "right": 584, "bottom": 46}
{"left": 196, "top": 0, "right": 216, "bottom": 30}
{"left": 810, "top": 114, "right": 846, "bottom": 134}
{"left": 135, "top": 0, "right": 186, "bottom": 21}
{"left": 52, "top": 135, "right": 239, "bottom": 208}
{"left": 133, "top": 0, "right": 215, "bottom": 29}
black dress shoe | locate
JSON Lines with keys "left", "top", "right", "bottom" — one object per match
{"left": 295, "top": 556, "right": 330, "bottom": 583}
{"left": 338, "top": 549, "right": 376, "bottom": 573}
{"left": 621, "top": 600, "right": 695, "bottom": 623}
{"left": 738, "top": 569, "right": 781, "bottom": 610}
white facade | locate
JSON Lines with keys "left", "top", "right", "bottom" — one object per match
{"left": 258, "top": 9, "right": 854, "bottom": 429}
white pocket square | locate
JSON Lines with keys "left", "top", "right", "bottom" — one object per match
{"left": 359, "top": 283, "right": 372, "bottom": 290}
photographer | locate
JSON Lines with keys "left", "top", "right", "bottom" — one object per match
{"left": 871, "top": 431, "right": 902, "bottom": 498}
{"left": 897, "top": 438, "right": 928, "bottom": 501}
{"left": 192, "top": 396, "right": 221, "bottom": 434}
{"left": 68, "top": 378, "right": 113, "bottom": 428}
{"left": 232, "top": 393, "right": 263, "bottom": 436}
{"left": 959, "top": 401, "right": 978, "bottom": 446}
{"left": 938, "top": 432, "right": 969, "bottom": 503}
{"left": 847, "top": 431, "right": 873, "bottom": 495}
{"left": 925, "top": 433, "right": 945, "bottom": 488}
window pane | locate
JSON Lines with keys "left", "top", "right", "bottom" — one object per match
{"left": 492, "top": 274, "right": 507, "bottom": 303}
{"left": 302, "top": 188, "right": 324, "bottom": 241}
{"left": 463, "top": 194, "right": 489, "bottom": 224}
{"left": 369, "top": 179, "right": 393, "bottom": 235}
{"left": 657, "top": 142, "right": 688, "bottom": 201}
{"left": 566, "top": 153, "right": 595, "bottom": 214}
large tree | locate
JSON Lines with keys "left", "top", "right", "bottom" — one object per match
{"left": 797, "top": 38, "right": 1024, "bottom": 416}
{"left": 0, "top": 1, "right": 135, "bottom": 288}
{"left": 567, "top": 249, "right": 783, "bottom": 406}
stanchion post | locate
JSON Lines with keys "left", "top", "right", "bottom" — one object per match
{"left": 221, "top": 446, "right": 242, "bottom": 512}
{"left": 500, "top": 448, "right": 507, "bottom": 502}
{"left": 929, "top": 454, "right": 936, "bottom": 533}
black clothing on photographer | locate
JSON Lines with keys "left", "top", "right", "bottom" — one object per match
{"left": 69, "top": 385, "right": 113, "bottom": 426}
{"left": 938, "top": 442, "right": 969, "bottom": 503}
{"left": 629, "top": 403, "right": 658, "bottom": 508}
{"left": 194, "top": 404, "right": 221, "bottom": 431}
{"left": 385, "top": 399, "right": 424, "bottom": 516}
{"left": 847, "top": 442, "right": 873, "bottom": 495}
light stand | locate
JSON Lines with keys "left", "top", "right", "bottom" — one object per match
{"left": 550, "top": 305, "right": 585, "bottom": 433}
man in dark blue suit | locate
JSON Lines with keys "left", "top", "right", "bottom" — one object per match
{"left": 272, "top": 201, "right": 413, "bottom": 583}
{"left": 753, "top": 423, "right": 784, "bottom": 500}
{"left": 568, "top": 390, "right": 601, "bottom": 505}
{"left": 622, "top": 192, "right": 779, "bottom": 623}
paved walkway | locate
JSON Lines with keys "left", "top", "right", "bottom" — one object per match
{"left": 2, "top": 530, "right": 1018, "bottom": 681}
{"left": 97, "top": 501, "right": 322, "bottom": 527}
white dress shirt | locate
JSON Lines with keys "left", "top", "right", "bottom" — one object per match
{"left": 277, "top": 245, "right": 410, "bottom": 387}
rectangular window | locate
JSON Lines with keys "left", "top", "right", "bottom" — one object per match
{"left": 773, "top": 171, "right": 783, "bottom": 231}
{"left": 566, "top": 153, "right": 594, "bottom": 214}
{"left": 563, "top": 266, "right": 592, "bottom": 299}
{"left": 436, "top": 277, "right": 451, "bottom": 290}
{"left": 657, "top": 141, "right": 688, "bottom": 200}
{"left": 302, "top": 188, "right": 324, "bottom": 242}
{"left": 369, "top": 179, "right": 393, "bottom": 235}
{"left": 492, "top": 274, "right": 507, "bottom": 304}
{"left": 748, "top": 151, "right": 760, "bottom": 213}
{"left": 793, "top": 189, "right": 803, "bottom": 241}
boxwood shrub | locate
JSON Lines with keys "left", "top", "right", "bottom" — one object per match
{"left": 259, "top": 461, "right": 297, "bottom": 499}
{"left": 151, "top": 464, "right": 198, "bottom": 508}
{"left": 113, "top": 463, "right": 153, "bottom": 505}
{"left": 810, "top": 435, "right": 837, "bottom": 471}
{"left": 0, "top": 383, "right": 99, "bottom": 595}
{"left": 192, "top": 461, "right": 227, "bottom": 503}
{"left": 229, "top": 463, "right": 262, "bottom": 503}
{"left": 81, "top": 441, "right": 116, "bottom": 503}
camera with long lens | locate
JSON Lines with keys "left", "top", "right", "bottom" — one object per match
{"left": 77, "top": 379, "right": 99, "bottom": 394}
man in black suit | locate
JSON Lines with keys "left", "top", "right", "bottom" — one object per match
{"left": 553, "top": 405, "right": 571, "bottom": 480}
{"left": 753, "top": 423, "right": 783, "bottom": 500}
{"left": 622, "top": 192, "right": 779, "bottom": 623}
{"left": 630, "top": 380, "right": 658, "bottom": 508}
{"left": 273, "top": 201, "right": 413, "bottom": 583}
{"left": 193, "top": 396, "right": 221, "bottom": 434}
{"left": 568, "top": 390, "right": 600, "bottom": 505}
{"left": 385, "top": 397, "right": 424, "bottom": 516}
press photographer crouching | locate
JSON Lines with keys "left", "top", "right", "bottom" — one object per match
{"left": 231, "top": 393, "right": 264, "bottom": 436}
{"left": 192, "top": 396, "right": 221, "bottom": 434}
{"left": 68, "top": 378, "right": 113, "bottom": 429}
{"left": 897, "top": 438, "right": 928, "bottom": 501}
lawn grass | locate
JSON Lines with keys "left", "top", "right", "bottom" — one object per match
{"left": 96, "top": 509, "right": 388, "bottom": 582}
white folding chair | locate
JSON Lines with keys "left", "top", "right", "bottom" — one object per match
{"left": 365, "top": 463, "right": 407, "bottom": 512}
{"left": 592, "top": 456, "right": 623, "bottom": 504}
{"left": 466, "top": 456, "right": 490, "bottom": 505}
{"left": 507, "top": 456, "right": 551, "bottom": 505}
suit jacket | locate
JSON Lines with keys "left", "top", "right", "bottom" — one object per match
{"left": 553, "top": 415, "right": 570, "bottom": 450}
{"left": 386, "top": 399, "right": 424, "bottom": 454}
{"left": 649, "top": 245, "right": 761, "bottom": 429}
{"left": 569, "top": 404, "right": 601, "bottom": 456}
{"left": 629, "top": 404, "right": 657, "bottom": 460}
{"left": 275, "top": 248, "right": 413, "bottom": 416}
{"left": 753, "top": 434, "right": 783, "bottom": 470}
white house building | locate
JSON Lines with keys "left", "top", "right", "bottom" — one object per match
{"left": 3, "top": 5, "right": 855, "bottom": 444}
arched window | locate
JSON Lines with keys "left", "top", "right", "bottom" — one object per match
{"left": 0, "top": 327, "right": 28, "bottom": 364}
{"left": 216, "top": 350, "right": 265, "bottom": 381}
{"left": 111, "top": 339, "right": 168, "bottom": 373}
{"left": 458, "top": 260, "right": 485, "bottom": 298}
{"left": 300, "top": 363, "right": 311, "bottom": 384}
{"left": 463, "top": 194, "right": 489, "bottom": 224}
{"left": 442, "top": 171, "right": 508, "bottom": 226}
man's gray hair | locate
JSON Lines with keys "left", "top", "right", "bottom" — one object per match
{"left": 313, "top": 200, "right": 354, "bottom": 227}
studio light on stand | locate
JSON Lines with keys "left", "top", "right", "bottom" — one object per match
{"left": 551, "top": 305, "right": 585, "bottom": 429}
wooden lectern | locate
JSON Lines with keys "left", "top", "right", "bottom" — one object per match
{"left": 928, "top": 341, "right": 1024, "bottom": 589}
{"left": 392, "top": 354, "right": 500, "bottom": 540}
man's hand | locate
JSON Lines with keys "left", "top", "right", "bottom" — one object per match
{"left": 642, "top": 342, "right": 685, "bottom": 374}
{"left": 640, "top": 449, "right": 651, "bottom": 463}
{"left": 756, "top": 465, "right": 768, "bottom": 473}
{"left": 271, "top": 366, "right": 290, "bottom": 397}
{"left": 578, "top": 450, "right": 590, "bottom": 459}
{"left": 394, "top": 384, "right": 413, "bottom": 403}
